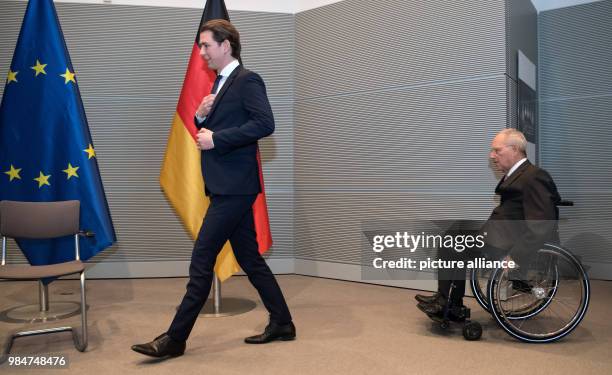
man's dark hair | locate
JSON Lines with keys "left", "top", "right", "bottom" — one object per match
{"left": 200, "top": 19, "right": 241, "bottom": 60}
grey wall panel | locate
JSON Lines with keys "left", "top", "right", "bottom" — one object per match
{"left": 539, "top": 1, "right": 612, "bottom": 275}
{"left": 295, "top": 77, "right": 507, "bottom": 193}
{"left": 506, "top": 76, "right": 518, "bottom": 130}
{"left": 0, "top": 3, "right": 24, "bottom": 101}
{"left": 505, "top": 0, "right": 537, "bottom": 80}
{"left": 54, "top": 4, "right": 197, "bottom": 100}
{"left": 263, "top": 193, "right": 294, "bottom": 259}
{"left": 539, "top": 96, "right": 612, "bottom": 192}
{"left": 295, "top": 0, "right": 506, "bottom": 100}
{"left": 539, "top": 2, "right": 612, "bottom": 193}
{"left": 259, "top": 99, "right": 293, "bottom": 190}
{"left": 294, "top": 78, "right": 507, "bottom": 264}
{"left": 539, "top": 1, "right": 612, "bottom": 100}
{"left": 0, "top": 1, "right": 295, "bottom": 269}
{"left": 233, "top": 11, "right": 294, "bottom": 100}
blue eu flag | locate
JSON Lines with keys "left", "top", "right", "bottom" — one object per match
{"left": 0, "top": 0, "right": 116, "bottom": 266}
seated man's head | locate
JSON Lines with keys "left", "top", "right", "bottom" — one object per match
{"left": 490, "top": 129, "right": 527, "bottom": 174}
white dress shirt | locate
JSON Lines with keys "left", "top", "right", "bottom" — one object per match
{"left": 195, "top": 59, "right": 240, "bottom": 123}
{"left": 506, "top": 158, "right": 527, "bottom": 178}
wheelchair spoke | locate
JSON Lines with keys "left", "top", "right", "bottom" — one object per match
{"left": 544, "top": 302, "right": 573, "bottom": 331}
{"left": 504, "top": 293, "right": 530, "bottom": 302}
{"left": 548, "top": 297, "right": 580, "bottom": 314}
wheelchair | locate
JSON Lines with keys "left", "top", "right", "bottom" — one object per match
{"left": 426, "top": 201, "right": 591, "bottom": 343}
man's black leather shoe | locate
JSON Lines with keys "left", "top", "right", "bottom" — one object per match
{"left": 244, "top": 322, "right": 296, "bottom": 344}
{"left": 415, "top": 292, "right": 440, "bottom": 304}
{"left": 131, "top": 333, "right": 186, "bottom": 358}
{"left": 417, "top": 301, "right": 467, "bottom": 322}
{"left": 417, "top": 300, "right": 443, "bottom": 315}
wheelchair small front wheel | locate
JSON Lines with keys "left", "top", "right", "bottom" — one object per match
{"left": 463, "top": 321, "right": 482, "bottom": 341}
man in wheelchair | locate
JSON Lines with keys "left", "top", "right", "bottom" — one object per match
{"left": 415, "top": 128, "right": 561, "bottom": 322}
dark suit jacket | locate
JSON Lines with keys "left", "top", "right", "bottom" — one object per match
{"left": 483, "top": 160, "right": 561, "bottom": 257}
{"left": 195, "top": 65, "right": 274, "bottom": 195}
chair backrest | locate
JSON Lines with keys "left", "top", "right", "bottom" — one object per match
{"left": 0, "top": 200, "right": 80, "bottom": 239}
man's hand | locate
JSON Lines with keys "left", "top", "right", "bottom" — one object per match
{"left": 197, "top": 128, "right": 215, "bottom": 150}
{"left": 196, "top": 94, "right": 216, "bottom": 118}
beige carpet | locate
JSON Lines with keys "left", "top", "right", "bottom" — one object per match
{"left": 1, "top": 275, "right": 610, "bottom": 375}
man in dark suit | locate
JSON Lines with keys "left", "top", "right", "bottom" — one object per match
{"left": 132, "top": 20, "right": 294, "bottom": 358}
{"left": 416, "top": 128, "right": 561, "bottom": 319}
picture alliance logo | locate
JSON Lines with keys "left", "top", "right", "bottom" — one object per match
{"left": 371, "top": 231, "right": 487, "bottom": 253}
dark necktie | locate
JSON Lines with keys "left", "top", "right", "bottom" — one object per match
{"left": 210, "top": 74, "right": 223, "bottom": 94}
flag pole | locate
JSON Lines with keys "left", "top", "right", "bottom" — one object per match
{"left": 0, "top": 281, "right": 80, "bottom": 324}
{"left": 39, "top": 281, "right": 49, "bottom": 312}
{"left": 199, "top": 274, "right": 256, "bottom": 317}
{"left": 213, "top": 275, "right": 221, "bottom": 312}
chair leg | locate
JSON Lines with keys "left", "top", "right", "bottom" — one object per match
{"left": 72, "top": 271, "right": 88, "bottom": 352}
{"left": 0, "top": 273, "right": 88, "bottom": 361}
{"left": 0, "top": 332, "right": 16, "bottom": 364}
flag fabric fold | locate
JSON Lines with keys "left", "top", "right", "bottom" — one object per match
{"left": 160, "top": 0, "right": 273, "bottom": 281}
{"left": 0, "top": 0, "right": 116, "bottom": 266}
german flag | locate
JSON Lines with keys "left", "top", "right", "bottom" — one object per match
{"left": 160, "top": 0, "right": 272, "bottom": 281}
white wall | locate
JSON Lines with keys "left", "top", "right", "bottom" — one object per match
{"left": 5, "top": 0, "right": 601, "bottom": 14}
{"left": 39, "top": 0, "right": 603, "bottom": 14}
{"left": 40, "top": 0, "right": 343, "bottom": 13}
{"left": 530, "top": 0, "right": 603, "bottom": 12}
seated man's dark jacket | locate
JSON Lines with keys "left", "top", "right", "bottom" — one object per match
{"left": 195, "top": 65, "right": 274, "bottom": 196}
{"left": 482, "top": 160, "right": 561, "bottom": 258}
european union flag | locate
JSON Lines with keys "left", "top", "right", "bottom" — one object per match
{"left": 0, "top": 0, "right": 116, "bottom": 266}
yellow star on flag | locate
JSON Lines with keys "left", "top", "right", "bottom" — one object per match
{"left": 60, "top": 68, "right": 76, "bottom": 84}
{"left": 31, "top": 59, "right": 47, "bottom": 76}
{"left": 84, "top": 144, "right": 96, "bottom": 159}
{"left": 34, "top": 171, "right": 51, "bottom": 188}
{"left": 7, "top": 70, "right": 18, "bottom": 84}
{"left": 63, "top": 163, "right": 80, "bottom": 179}
{"left": 4, "top": 165, "right": 22, "bottom": 181}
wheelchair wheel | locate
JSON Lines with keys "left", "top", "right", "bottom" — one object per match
{"left": 470, "top": 267, "right": 492, "bottom": 313}
{"left": 488, "top": 244, "right": 590, "bottom": 343}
